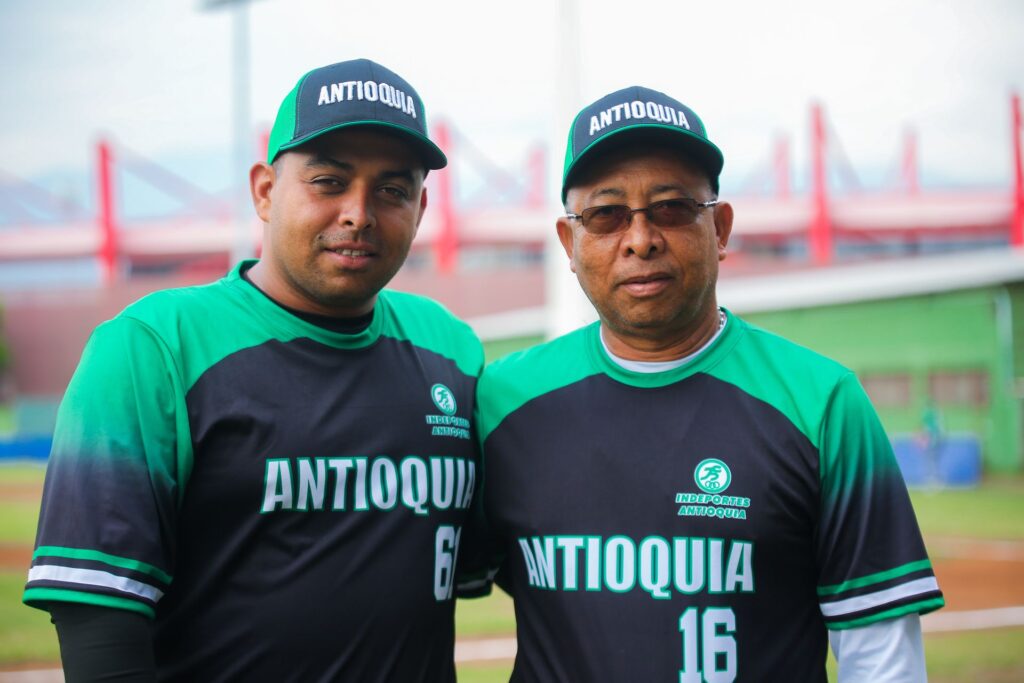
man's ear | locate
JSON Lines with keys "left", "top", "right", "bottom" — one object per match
{"left": 555, "top": 217, "right": 577, "bottom": 273}
{"left": 250, "top": 162, "right": 276, "bottom": 223}
{"left": 713, "top": 201, "right": 734, "bottom": 261}
{"left": 413, "top": 186, "right": 428, "bottom": 235}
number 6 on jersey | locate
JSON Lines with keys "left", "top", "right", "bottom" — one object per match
{"left": 434, "top": 525, "right": 462, "bottom": 601}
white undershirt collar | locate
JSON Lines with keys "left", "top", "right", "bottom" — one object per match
{"left": 600, "top": 310, "right": 728, "bottom": 374}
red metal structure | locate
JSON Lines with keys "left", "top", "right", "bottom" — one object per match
{"left": 3, "top": 96, "right": 1024, "bottom": 278}
{"left": 1012, "top": 93, "right": 1024, "bottom": 247}
{"left": 431, "top": 120, "right": 459, "bottom": 274}
{"left": 808, "top": 103, "right": 832, "bottom": 265}
{"left": 97, "top": 139, "right": 118, "bottom": 285}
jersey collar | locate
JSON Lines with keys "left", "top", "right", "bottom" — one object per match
{"left": 227, "top": 260, "right": 386, "bottom": 350}
{"left": 588, "top": 308, "right": 744, "bottom": 388}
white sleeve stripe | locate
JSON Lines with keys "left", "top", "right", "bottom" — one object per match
{"left": 819, "top": 577, "right": 939, "bottom": 618}
{"left": 28, "top": 564, "right": 164, "bottom": 602}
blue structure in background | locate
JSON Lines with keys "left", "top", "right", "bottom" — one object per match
{"left": 892, "top": 433, "right": 982, "bottom": 487}
{"left": 0, "top": 435, "right": 51, "bottom": 462}
{"left": 0, "top": 398, "right": 57, "bottom": 462}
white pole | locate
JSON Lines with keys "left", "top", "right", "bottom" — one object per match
{"left": 546, "top": 0, "right": 597, "bottom": 339}
{"left": 230, "top": 1, "right": 254, "bottom": 264}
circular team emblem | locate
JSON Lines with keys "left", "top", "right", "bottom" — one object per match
{"left": 431, "top": 384, "right": 457, "bottom": 416}
{"left": 694, "top": 458, "right": 732, "bottom": 494}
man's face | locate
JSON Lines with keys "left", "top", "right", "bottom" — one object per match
{"left": 557, "top": 146, "right": 732, "bottom": 346}
{"left": 250, "top": 128, "right": 427, "bottom": 316}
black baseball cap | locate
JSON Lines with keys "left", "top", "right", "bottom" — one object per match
{"left": 267, "top": 58, "right": 447, "bottom": 169}
{"left": 561, "top": 86, "right": 724, "bottom": 200}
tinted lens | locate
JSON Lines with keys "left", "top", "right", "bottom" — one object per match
{"left": 579, "top": 199, "right": 704, "bottom": 234}
{"left": 648, "top": 199, "right": 699, "bottom": 226}
{"left": 581, "top": 205, "right": 631, "bottom": 234}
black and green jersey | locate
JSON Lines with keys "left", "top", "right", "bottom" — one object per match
{"left": 25, "top": 261, "right": 484, "bottom": 683}
{"left": 476, "top": 313, "right": 942, "bottom": 683}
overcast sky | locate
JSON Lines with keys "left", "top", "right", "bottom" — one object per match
{"left": 0, "top": 0, "right": 1021, "bottom": 207}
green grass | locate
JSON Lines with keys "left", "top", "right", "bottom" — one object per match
{"left": 0, "top": 464, "right": 44, "bottom": 543}
{"left": 481, "top": 336, "right": 542, "bottom": 364}
{"left": 0, "top": 405, "right": 14, "bottom": 436}
{"left": 456, "top": 591, "right": 515, "bottom": 638}
{"left": 0, "top": 500, "right": 41, "bottom": 544}
{"left": 910, "top": 474, "right": 1024, "bottom": 539}
{"left": 0, "top": 572, "right": 59, "bottom": 664}
{"left": 456, "top": 663, "right": 515, "bottom": 683}
{"left": 924, "top": 628, "right": 1024, "bottom": 682}
{"left": 0, "top": 463, "right": 47, "bottom": 485}
{"left": 3, "top": 465, "right": 1023, "bottom": 681}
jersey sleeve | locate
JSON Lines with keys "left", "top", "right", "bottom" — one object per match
{"left": 23, "top": 316, "right": 192, "bottom": 619}
{"left": 829, "top": 615, "right": 926, "bottom": 682}
{"left": 454, "top": 386, "right": 501, "bottom": 599}
{"left": 815, "top": 372, "right": 944, "bottom": 630}
{"left": 453, "top": 492, "right": 500, "bottom": 598}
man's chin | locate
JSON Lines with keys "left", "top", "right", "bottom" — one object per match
{"left": 298, "top": 283, "right": 379, "bottom": 317}
{"left": 607, "top": 305, "right": 679, "bottom": 331}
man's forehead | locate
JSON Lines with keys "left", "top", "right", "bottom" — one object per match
{"left": 582, "top": 181, "right": 692, "bottom": 201}
{"left": 288, "top": 127, "right": 425, "bottom": 171}
{"left": 568, "top": 147, "right": 709, "bottom": 200}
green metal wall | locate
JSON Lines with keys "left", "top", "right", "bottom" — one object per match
{"left": 742, "top": 284, "right": 1024, "bottom": 472}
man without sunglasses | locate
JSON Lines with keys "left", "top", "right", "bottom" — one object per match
{"left": 26, "top": 59, "right": 482, "bottom": 682}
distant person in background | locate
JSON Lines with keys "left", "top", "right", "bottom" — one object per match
{"left": 25, "top": 59, "right": 483, "bottom": 682}
{"left": 920, "top": 399, "right": 944, "bottom": 487}
{"left": 469, "top": 86, "right": 944, "bottom": 681}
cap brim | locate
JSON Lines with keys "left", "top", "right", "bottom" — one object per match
{"left": 276, "top": 120, "right": 448, "bottom": 170}
{"left": 562, "top": 124, "right": 723, "bottom": 200}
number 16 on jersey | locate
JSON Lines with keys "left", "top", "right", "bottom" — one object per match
{"left": 679, "top": 606, "right": 737, "bottom": 683}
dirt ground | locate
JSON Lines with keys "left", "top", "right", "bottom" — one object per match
{"left": 929, "top": 537, "right": 1024, "bottom": 610}
{"left": 0, "top": 544, "right": 30, "bottom": 572}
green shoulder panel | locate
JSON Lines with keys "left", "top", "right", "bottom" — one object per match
{"left": 118, "top": 267, "right": 308, "bottom": 392}
{"left": 378, "top": 289, "right": 484, "bottom": 378}
{"left": 477, "top": 324, "right": 600, "bottom": 444}
{"left": 706, "top": 319, "right": 851, "bottom": 450}
{"left": 707, "top": 317, "right": 902, "bottom": 489}
{"left": 817, "top": 370, "right": 906, "bottom": 497}
{"left": 120, "top": 265, "right": 485, "bottom": 392}
{"left": 40, "top": 312, "right": 196, "bottom": 521}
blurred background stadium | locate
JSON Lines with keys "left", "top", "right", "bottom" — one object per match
{"left": 1, "top": 0, "right": 1022, "bottom": 680}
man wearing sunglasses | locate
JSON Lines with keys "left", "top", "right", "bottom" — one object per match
{"left": 470, "top": 86, "right": 943, "bottom": 681}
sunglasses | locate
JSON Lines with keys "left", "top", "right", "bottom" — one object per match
{"left": 565, "top": 197, "right": 717, "bottom": 235}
